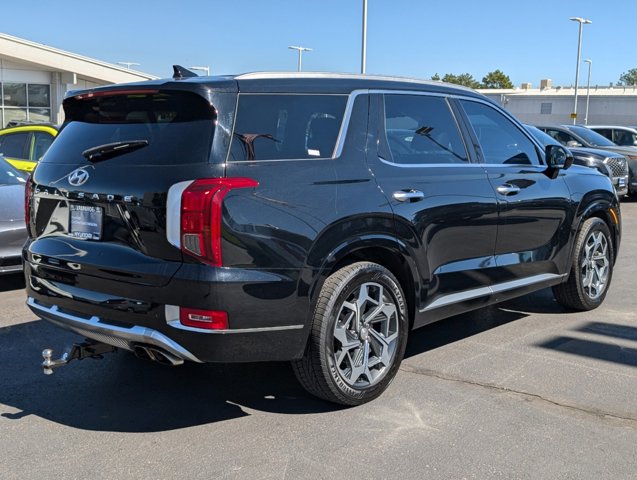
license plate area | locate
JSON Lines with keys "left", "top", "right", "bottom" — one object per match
{"left": 69, "top": 204, "right": 103, "bottom": 240}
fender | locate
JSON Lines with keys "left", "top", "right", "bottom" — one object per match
{"left": 568, "top": 191, "right": 621, "bottom": 267}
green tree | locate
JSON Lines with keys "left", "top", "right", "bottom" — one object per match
{"left": 441, "top": 73, "right": 481, "bottom": 89}
{"left": 618, "top": 68, "right": 637, "bottom": 86}
{"left": 481, "top": 69, "right": 514, "bottom": 89}
{"left": 430, "top": 73, "right": 441, "bottom": 81}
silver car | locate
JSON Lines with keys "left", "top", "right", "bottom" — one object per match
{"left": 0, "top": 156, "right": 27, "bottom": 274}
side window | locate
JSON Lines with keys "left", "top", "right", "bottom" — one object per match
{"left": 614, "top": 130, "right": 637, "bottom": 146}
{"left": 595, "top": 128, "right": 612, "bottom": 141}
{"left": 459, "top": 100, "right": 540, "bottom": 165}
{"left": 0, "top": 132, "right": 30, "bottom": 159}
{"left": 33, "top": 132, "right": 55, "bottom": 160}
{"left": 544, "top": 129, "right": 576, "bottom": 146}
{"left": 229, "top": 94, "right": 348, "bottom": 161}
{"left": 382, "top": 94, "right": 468, "bottom": 164}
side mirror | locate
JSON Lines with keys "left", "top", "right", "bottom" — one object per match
{"left": 566, "top": 140, "right": 581, "bottom": 148}
{"left": 545, "top": 144, "right": 574, "bottom": 170}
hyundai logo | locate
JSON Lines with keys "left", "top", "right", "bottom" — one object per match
{"left": 68, "top": 168, "right": 90, "bottom": 187}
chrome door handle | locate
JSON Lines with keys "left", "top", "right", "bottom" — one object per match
{"left": 393, "top": 190, "right": 425, "bottom": 202}
{"left": 496, "top": 184, "right": 521, "bottom": 196}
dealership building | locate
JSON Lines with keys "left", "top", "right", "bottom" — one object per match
{"left": 0, "top": 32, "right": 156, "bottom": 128}
{"left": 480, "top": 80, "right": 637, "bottom": 126}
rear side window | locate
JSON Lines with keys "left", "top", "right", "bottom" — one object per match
{"left": 229, "top": 94, "right": 347, "bottom": 161}
{"left": 42, "top": 90, "right": 215, "bottom": 166}
{"left": 383, "top": 94, "right": 468, "bottom": 164}
{"left": 33, "top": 131, "right": 54, "bottom": 160}
{"left": 0, "top": 132, "right": 30, "bottom": 159}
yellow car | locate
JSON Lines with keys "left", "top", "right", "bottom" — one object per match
{"left": 0, "top": 124, "right": 58, "bottom": 173}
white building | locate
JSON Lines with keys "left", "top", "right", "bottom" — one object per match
{"left": 0, "top": 32, "right": 157, "bottom": 128}
{"left": 480, "top": 83, "right": 637, "bottom": 126}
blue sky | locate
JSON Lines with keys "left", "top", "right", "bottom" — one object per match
{"left": 4, "top": 0, "right": 632, "bottom": 87}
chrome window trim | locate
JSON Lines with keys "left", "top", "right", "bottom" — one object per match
{"left": 421, "top": 273, "right": 566, "bottom": 312}
{"left": 378, "top": 158, "right": 484, "bottom": 169}
{"left": 227, "top": 92, "right": 350, "bottom": 163}
{"left": 165, "top": 305, "right": 304, "bottom": 334}
{"left": 225, "top": 88, "right": 487, "bottom": 164}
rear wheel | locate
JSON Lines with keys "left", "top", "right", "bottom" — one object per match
{"left": 292, "top": 262, "right": 408, "bottom": 405}
{"left": 553, "top": 217, "right": 614, "bottom": 311}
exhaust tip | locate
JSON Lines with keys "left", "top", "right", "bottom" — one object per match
{"left": 133, "top": 344, "right": 183, "bottom": 366}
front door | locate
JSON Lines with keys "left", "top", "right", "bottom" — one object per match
{"left": 456, "top": 99, "right": 573, "bottom": 290}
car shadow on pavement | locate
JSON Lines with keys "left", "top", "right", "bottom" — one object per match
{"left": 0, "top": 273, "right": 25, "bottom": 292}
{"left": 536, "top": 320, "right": 637, "bottom": 368}
{"left": 405, "top": 287, "right": 567, "bottom": 358}
{"left": 0, "top": 288, "right": 568, "bottom": 433}
{"left": 0, "top": 318, "right": 342, "bottom": 433}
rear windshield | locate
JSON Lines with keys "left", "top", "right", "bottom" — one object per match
{"left": 42, "top": 90, "right": 215, "bottom": 166}
{"left": 229, "top": 94, "right": 347, "bottom": 161}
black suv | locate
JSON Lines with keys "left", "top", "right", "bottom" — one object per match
{"left": 24, "top": 71, "right": 621, "bottom": 405}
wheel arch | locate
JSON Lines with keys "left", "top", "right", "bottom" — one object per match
{"left": 310, "top": 236, "right": 420, "bottom": 330}
{"left": 574, "top": 197, "right": 621, "bottom": 264}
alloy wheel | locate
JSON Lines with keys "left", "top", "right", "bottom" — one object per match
{"left": 581, "top": 230, "right": 609, "bottom": 300}
{"left": 332, "top": 281, "right": 399, "bottom": 388}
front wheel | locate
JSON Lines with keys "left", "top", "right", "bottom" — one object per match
{"left": 553, "top": 217, "right": 614, "bottom": 311}
{"left": 292, "top": 262, "right": 408, "bottom": 405}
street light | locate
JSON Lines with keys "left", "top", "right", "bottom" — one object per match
{"left": 570, "top": 16, "right": 592, "bottom": 125}
{"left": 288, "top": 46, "right": 312, "bottom": 72}
{"left": 584, "top": 59, "right": 592, "bottom": 125}
{"left": 189, "top": 66, "right": 210, "bottom": 76}
{"left": 118, "top": 61, "right": 140, "bottom": 70}
{"left": 361, "top": 0, "right": 368, "bottom": 74}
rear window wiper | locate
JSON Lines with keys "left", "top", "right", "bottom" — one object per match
{"left": 82, "top": 140, "right": 149, "bottom": 162}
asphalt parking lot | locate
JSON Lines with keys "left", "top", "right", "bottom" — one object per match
{"left": 1, "top": 201, "right": 636, "bottom": 480}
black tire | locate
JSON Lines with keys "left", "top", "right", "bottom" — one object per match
{"left": 553, "top": 217, "right": 614, "bottom": 311}
{"left": 292, "top": 262, "right": 409, "bottom": 406}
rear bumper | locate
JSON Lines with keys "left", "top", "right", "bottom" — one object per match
{"left": 24, "top": 258, "right": 311, "bottom": 363}
{"left": 27, "top": 297, "right": 202, "bottom": 362}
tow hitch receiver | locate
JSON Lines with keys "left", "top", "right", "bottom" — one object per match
{"left": 42, "top": 341, "right": 117, "bottom": 375}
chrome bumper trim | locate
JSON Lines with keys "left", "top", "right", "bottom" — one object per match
{"left": 27, "top": 297, "right": 202, "bottom": 363}
{"left": 164, "top": 305, "right": 304, "bottom": 334}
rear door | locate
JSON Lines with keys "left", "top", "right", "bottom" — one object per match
{"left": 27, "top": 87, "right": 232, "bottom": 287}
{"left": 457, "top": 99, "right": 573, "bottom": 288}
{"left": 367, "top": 93, "right": 499, "bottom": 324}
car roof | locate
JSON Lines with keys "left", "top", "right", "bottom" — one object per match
{"left": 587, "top": 125, "right": 637, "bottom": 132}
{"left": 0, "top": 124, "right": 58, "bottom": 134}
{"left": 65, "top": 71, "right": 487, "bottom": 99}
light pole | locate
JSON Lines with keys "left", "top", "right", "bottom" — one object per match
{"left": 570, "top": 17, "right": 592, "bottom": 124}
{"left": 361, "top": 0, "right": 368, "bottom": 74}
{"left": 117, "top": 61, "right": 140, "bottom": 70}
{"left": 584, "top": 59, "right": 592, "bottom": 125}
{"left": 288, "top": 46, "right": 312, "bottom": 72}
{"left": 189, "top": 66, "right": 211, "bottom": 76}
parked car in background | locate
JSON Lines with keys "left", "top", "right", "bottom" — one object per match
{"left": 0, "top": 156, "right": 27, "bottom": 274}
{"left": 24, "top": 72, "right": 621, "bottom": 405}
{"left": 587, "top": 125, "right": 637, "bottom": 147}
{"left": 536, "top": 124, "right": 637, "bottom": 195}
{"left": 0, "top": 123, "right": 58, "bottom": 173}
{"left": 525, "top": 125, "right": 628, "bottom": 197}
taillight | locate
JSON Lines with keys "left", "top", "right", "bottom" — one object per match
{"left": 179, "top": 307, "right": 228, "bottom": 330}
{"left": 24, "top": 175, "right": 33, "bottom": 236}
{"left": 180, "top": 178, "right": 258, "bottom": 266}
